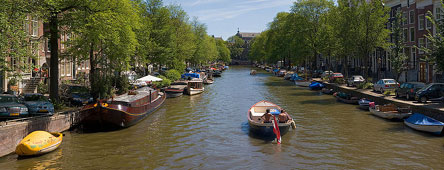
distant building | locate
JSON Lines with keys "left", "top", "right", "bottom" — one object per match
{"left": 231, "top": 30, "right": 260, "bottom": 64}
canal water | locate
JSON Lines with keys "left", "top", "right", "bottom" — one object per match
{"left": 1, "top": 66, "right": 443, "bottom": 169}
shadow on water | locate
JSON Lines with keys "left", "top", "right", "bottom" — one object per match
{"left": 298, "top": 98, "right": 337, "bottom": 105}
{"left": 72, "top": 124, "right": 123, "bottom": 133}
{"left": 241, "top": 122, "right": 276, "bottom": 142}
{"left": 290, "top": 91, "right": 323, "bottom": 97}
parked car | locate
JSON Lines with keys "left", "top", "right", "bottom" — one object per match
{"left": 60, "top": 85, "right": 93, "bottom": 106}
{"left": 321, "top": 71, "right": 333, "bottom": 78}
{"left": 312, "top": 70, "right": 324, "bottom": 78}
{"left": 415, "top": 83, "right": 444, "bottom": 103}
{"left": 346, "top": 75, "right": 365, "bottom": 87}
{"left": 0, "top": 94, "right": 28, "bottom": 119}
{"left": 22, "top": 93, "right": 55, "bottom": 116}
{"left": 395, "top": 82, "right": 426, "bottom": 100}
{"left": 329, "top": 73, "right": 344, "bottom": 83}
{"left": 373, "top": 79, "right": 399, "bottom": 93}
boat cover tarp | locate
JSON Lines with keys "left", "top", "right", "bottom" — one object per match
{"left": 405, "top": 113, "right": 444, "bottom": 126}
{"left": 290, "top": 73, "right": 303, "bottom": 81}
{"left": 359, "top": 99, "right": 371, "bottom": 105}
{"left": 136, "top": 75, "right": 162, "bottom": 82}
{"left": 309, "top": 82, "right": 324, "bottom": 89}
{"left": 181, "top": 73, "right": 200, "bottom": 79}
{"left": 269, "top": 108, "right": 280, "bottom": 115}
{"left": 273, "top": 69, "right": 279, "bottom": 73}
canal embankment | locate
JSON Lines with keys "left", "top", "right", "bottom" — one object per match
{"left": 0, "top": 109, "right": 81, "bottom": 157}
{"left": 319, "top": 80, "right": 444, "bottom": 122}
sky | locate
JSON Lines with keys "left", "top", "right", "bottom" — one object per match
{"left": 163, "top": 0, "right": 295, "bottom": 40}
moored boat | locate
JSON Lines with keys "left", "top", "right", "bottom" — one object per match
{"left": 404, "top": 113, "right": 444, "bottom": 135}
{"left": 334, "top": 92, "right": 359, "bottom": 104}
{"left": 309, "top": 81, "right": 324, "bottom": 90}
{"left": 16, "top": 131, "right": 63, "bottom": 156}
{"left": 247, "top": 100, "right": 296, "bottom": 137}
{"left": 321, "top": 88, "right": 334, "bottom": 95}
{"left": 80, "top": 87, "right": 166, "bottom": 128}
{"left": 250, "top": 70, "right": 257, "bottom": 75}
{"left": 369, "top": 103, "right": 411, "bottom": 120}
{"left": 358, "top": 98, "right": 371, "bottom": 110}
{"left": 165, "top": 81, "right": 187, "bottom": 98}
{"left": 186, "top": 80, "right": 204, "bottom": 95}
{"left": 213, "top": 70, "right": 222, "bottom": 77}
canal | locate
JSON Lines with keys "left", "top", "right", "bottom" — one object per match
{"left": 1, "top": 66, "right": 443, "bottom": 169}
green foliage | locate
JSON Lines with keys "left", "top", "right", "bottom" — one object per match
{"left": 390, "top": 12, "right": 409, "bottom": 82}
{"left": 227, "top": 36, "right": 245, "bottom": 60}
{"left": 37, "top": 82, "right": 49, "bottom": 94}
{"left": 383, "top": 89, "right": 395, "bottom": 96}
{"left": 114, "top": 75, "right": 130, "bottom": 95}
{"left": 8, "top": 78, "right": 17, "bottom": 86}
{"left": 333, "top": 78, "right": 345, "bottom": 84}
{"left": 357, "top": 82, "right": 373, "bottom": 89}
{"left": 421, "top": 8, "right": 444, "bottom": 72}
{"left": 165, "top": 69, "right": 181, "bottom": 81}
{"left": 153, "top": 75, "right": 171, "bottom": 88}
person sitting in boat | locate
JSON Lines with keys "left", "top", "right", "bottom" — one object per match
{"left": 279, "top": 109, "right": 290, "bottom": 123}
{"left": 261, "top": 109, "right": 272, "bottom": 123}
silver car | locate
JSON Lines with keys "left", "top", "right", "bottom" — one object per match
{"left": 373, "top": 79, "right": 399, "bottom": 93}
{"left": 347, "top": 75, "right": 365, "bottom": 87}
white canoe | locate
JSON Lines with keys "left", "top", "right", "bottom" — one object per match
{"left": 369, "top": 107, "right": 411, "bottom": 120}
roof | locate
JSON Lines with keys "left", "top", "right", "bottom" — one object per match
{"left": 112, "top": 87, "right": 155, "bottom": 103}
{"left": 238, "top": 32, "right": 260, "bottom": 38}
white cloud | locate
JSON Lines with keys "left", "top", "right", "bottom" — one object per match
{"left": 195, "top": 0, "right": 293, "bottom": 21}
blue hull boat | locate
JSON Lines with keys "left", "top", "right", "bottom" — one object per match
{"left": 309, "top": 82, "right": 324, "bottom": 90}
{"left": 404, "top": 113, "right": 444, "bottom": 135}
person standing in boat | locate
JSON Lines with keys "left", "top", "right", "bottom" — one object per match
{"left": 279, "top": 109, "right": 290, "bottom": 123}
{"left": 261, "top": 109, "right": 272, "bottom": 123}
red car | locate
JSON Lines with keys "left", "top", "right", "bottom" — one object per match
{"left": 329, "top": 73, "right": 344, "bottom": 82}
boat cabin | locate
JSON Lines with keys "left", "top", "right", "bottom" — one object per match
{"left": 109, "top": 87, "right": 158, "bottom": 107}
{"left": 188, "top": 81, "right": 203, "bottom": 90}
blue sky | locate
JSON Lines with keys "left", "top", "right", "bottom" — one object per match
{"left": 163, "top": 0, "right": 294, "bottom": 40}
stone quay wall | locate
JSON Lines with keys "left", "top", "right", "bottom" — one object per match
{"left": 0, "top": 109, "right": 81, "bottom": 157}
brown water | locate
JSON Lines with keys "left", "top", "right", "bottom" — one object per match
{"left": 1, "top": 66, "right": 443, "bottom": 169}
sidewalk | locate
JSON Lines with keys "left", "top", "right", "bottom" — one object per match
{"left": 314, "top": 78, "right": 444, "bottom": 122}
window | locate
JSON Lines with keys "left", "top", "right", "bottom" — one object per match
{"left": 409, "top": 11, "right": 415, "bottom": 24}
{"left": 419, "top": 14, "right": 424, "bottom": 30}
{"left": 426, "top": 13, "right": 432, "bottom": 29}
{"left": 418, "top": 38, "right": 425, "bottom": 54}
{"left": 31, "top": 18, "right": 38, "bottom": 36}
{"left": 403, "top": 28, "right": 408, "bottom": 42}
{"left": 61, "top": 33, "right": 65, "bottom": 49}
{"left": 411, "top": 48, "right": 416, "bottom": 69}
{"left": 403, "top": 12, "right": 408, "bottom": 25}
{"left": 436, "top": 8, "right": 442, "bottom": 20}
{"left": 23, "top": 16, "right": 29, "bottom": 35}
{"left": 426, "top": 38, "right": 431, "bottom": 49}
{"left": 410, "top": 27, "right": 415, "bottom": 42}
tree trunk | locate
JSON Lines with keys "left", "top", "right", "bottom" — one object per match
{"left": 89, "top": 43, "right": 97, "bottom": 100}
{"left": 49, "top": 14, "right": 59, "bottom": 101}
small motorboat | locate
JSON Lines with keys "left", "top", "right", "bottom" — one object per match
{"left": 334, "top": 92, "right": 359, "bottom": 104}
{"left": 284, "top": 71, "right": 294, "bottom": 80}
{"left": 16, "top": 131, "right": 63, "bottom": 156}
{"left": 404, "top": 113, "right": 444, "bottom": 135}
{"left": 321, "top": 88, "right": 334, "bottom": 95}
{"left": 369, "top": 103, "right": 412, "bottom": 120}
{"left": 250, "top": 70, "right": 257, "bottom": 75}
{"left": 165, "top": 81, "right": 187, "bottom": 98}
{"left": 358, "top": 98, "right": 371, "bottom": 110}
{"left": 309, "top": 81, "right": 324, "bottom": 90}
{"left": 185, "top": 79, "right": 204, "bottom": 95}
{"left": 247, "top": 101, "right": 296, "bottom": 139}
{"left": 277, "top": 69, "right": 286, "bottom": 77}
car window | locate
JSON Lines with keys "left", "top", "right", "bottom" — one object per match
{"left": 377, "top": 80, "right": 382, "bottom": 84}
{"left": 0, "top": 96, "right": 18, "bottom": 103}
{"left": 384, "top": 80, "right": 396, "bottom": 84}
{"left": 416, "top": 84, "right": 425, "bottom": 88}
{"left": 400, "top": 84, "right": 406, "bottom": 88}
{"left": 24, "top": 95, "right": 47, "bottom": 101}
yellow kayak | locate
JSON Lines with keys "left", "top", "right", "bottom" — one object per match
{"left": 15, "top": 131, "right": 63, "bottom": 156}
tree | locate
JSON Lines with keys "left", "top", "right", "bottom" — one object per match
{"left": 291, "top": 0, "right": 333, "bottom": 70}
{"left": 0, "top": 0, "right": 37, "bottom": 89}
{"left": 390, "top": 11, "right": 408, "bottom": 82}
{"left": 227, "top": 36, "right": 244, "bottom": 60}
{"left": 215, "top": 38, "right": 231, "bottom": 64}
{"left": 67, "top": 0, "right": 141, "bottom": 99}
{"left": 421, "top": 9, "right": 444, "bottom": 72}
{"left": 355, "top": 0, "right": 390, "bottom": 78}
